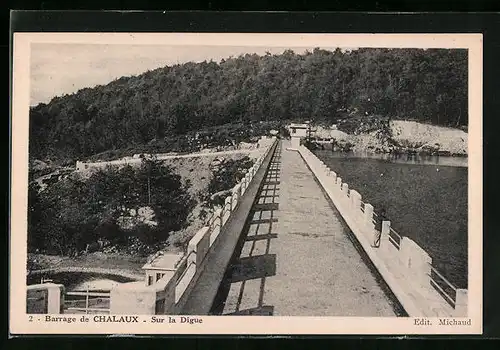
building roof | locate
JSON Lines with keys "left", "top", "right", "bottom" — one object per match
{"left": 142, "top": 251, "right": 184, "bottom": 271}
{"left": 289, "top": 123, "right": 309, "bottom": 128}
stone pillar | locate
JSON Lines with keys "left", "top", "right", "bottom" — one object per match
{"left": 336, "top": 177, "right": 342, "bottom": 191}
{"left": 454, "top": 289, "right": 468, "bottom": 317}
{"left": 364, "top": 203, "right": 374, "bottom": 227}
{"left": 27, "top": 284, "right": 65, "bottom": 314}
{"left": 240, "top": 177, "right": 247, "bottom": 195}
{"left": 381, "top": 220, "right": 391, "bottom": 245}
{"left": 341, "top": 183, "right": 349, "bottom": 194}
{"left": 399, "top": 237, "right": 432, "bottom": 287}
{"left": 222, "top": 196, "right": 232, "bottom": 225}
{"left": 231, "top": 184, "right": 241, "bottom": 210}
{"left": 188, "top": 227, "right": 210, "bottom": 266}
{"left": 350, "top": 190, "right": 362, "bottom": 213}
{"left": 45, "top": 284, "right": 64, "bottom": 314}
{"left": 210, "top": 209, "right": 223, "bottom": 245}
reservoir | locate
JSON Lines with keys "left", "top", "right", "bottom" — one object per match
{"left": 314, "top": 150, "right": 468, "bottom": 289}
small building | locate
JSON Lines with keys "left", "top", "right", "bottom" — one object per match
{"left": 141, "top": 251, "right": 184, "bottom": 287}
{"left": 288, "top": 122, "right": 310, "bottom": 148}
{"left": 76, "top": 161, "right": 90, "bottom": 171}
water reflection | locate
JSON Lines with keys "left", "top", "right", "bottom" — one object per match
{"left": 314, "top": 150, "right": 468, "bottom": 168}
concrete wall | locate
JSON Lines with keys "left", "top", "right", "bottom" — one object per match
{"left": 27, "top": 283, "right": 65, "bottom": 314}
{"left": 76, "top": 138, "right": 272, "bottom": 172}
{"left": 296, "top": 145, "right": 467, "bottom": 317}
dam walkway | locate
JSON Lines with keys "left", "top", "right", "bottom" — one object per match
{"left": 216, "top": 140, "right": 399, "bottom": 316}
{"left": 28, "top": 137, "right": 467, "bottom": 319}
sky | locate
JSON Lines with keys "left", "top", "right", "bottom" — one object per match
{"left": 30, "top": 44, "right": 345, "bottom": 106}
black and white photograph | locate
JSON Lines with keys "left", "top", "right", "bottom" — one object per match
{"left": 11, "top": 32, "right": 482, "bottom": 335}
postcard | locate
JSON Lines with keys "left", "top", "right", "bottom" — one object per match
{"left": 10, "top": 32, "right": 482, "bottom": 335}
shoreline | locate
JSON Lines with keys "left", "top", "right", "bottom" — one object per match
{"left": 309, "top": 120, "right": 468, "bottom": 159}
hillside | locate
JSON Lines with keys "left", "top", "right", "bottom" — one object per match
{"left": 29, "top": 48, "right": 467, "bottom": 164}
{"left": 28, "top": 149, "right": 260, "bottom": 259}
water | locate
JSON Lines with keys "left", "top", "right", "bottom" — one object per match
{"left": 314, "top": 150, "right": 468, "bottom": 289}
{"left": 314, "top": 148, "right": 468, "bottom": 168}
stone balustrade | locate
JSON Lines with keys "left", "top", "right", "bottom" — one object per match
{"left": 296, "top": 145, "right": 468, "bottom": 317}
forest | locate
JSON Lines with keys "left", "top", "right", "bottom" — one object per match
{"left": 29, "top": 48, "right": 468, "bottom": 165}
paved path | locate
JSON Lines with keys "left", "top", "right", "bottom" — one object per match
{"left": 29, "top": 267, "right": 144, "bottom": 281}
{"left": 221, "top": 140, "right": 397, "bottom": 316}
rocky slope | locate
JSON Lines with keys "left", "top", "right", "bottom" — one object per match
{"left": 312, "top": 120, "right": 468, "bottom": 156}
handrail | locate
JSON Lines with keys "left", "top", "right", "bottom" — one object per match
{"left": 389, "top": 227, "right": 402, "bottom": 241}
{"left": 428, "top": 264, "right": 458, "bottom": 307}
{"left": 64, "top": 289, "right": 110, "bottom": 314}
{"left": 66, "top": 307, "right": 110, "bottom": 313}
{"left": 388, "top": 227, "right": 402, "bottom": 249}
{"left": 429, "top": 265, "right": 457, "bottom": 292}
{"left": 66, "top": 291, "right": 110, "bottom": 297}
{"left": 429, "top": 275, "right": 457, "bottom": 307}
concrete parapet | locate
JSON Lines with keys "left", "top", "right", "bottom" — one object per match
{"left": 381, "top": 220, "right": 391, "bottom": 245}
{"left": 162, "top": 276, "right": 178, "bottom": 314}
{"left": 188, "top": 227, "right": 211, "bottom": 267}
{"left": 209, "top": 209, "right": 223, "bottom": 245}
{"left": 222, "top": 196, "right": 232, "bottom": 225}
{"left": 364, "top": 203, "right": 374, "bottom": 227}
{"left": 341, "top": 183, "right": 349, "bottom": 194}
{"left": 27, "top": 283, "right": 65, "bottom": 314}
{"left": 110, "top": 282, "right": 158, "bottom": 315}
{"left": 399, "top": 237, "right": 432, "bottom": 287}
{"left": 241, "top": 177, "right": 247, "bottom": 195}
{"left": 350, "top": 190, "right": 362, "bottom": 213}
{"left": 454, "top": 289, "right": 468, "bottom": 317}
{"left": 231, "top": 184, "right": 241, "bottom": 210}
